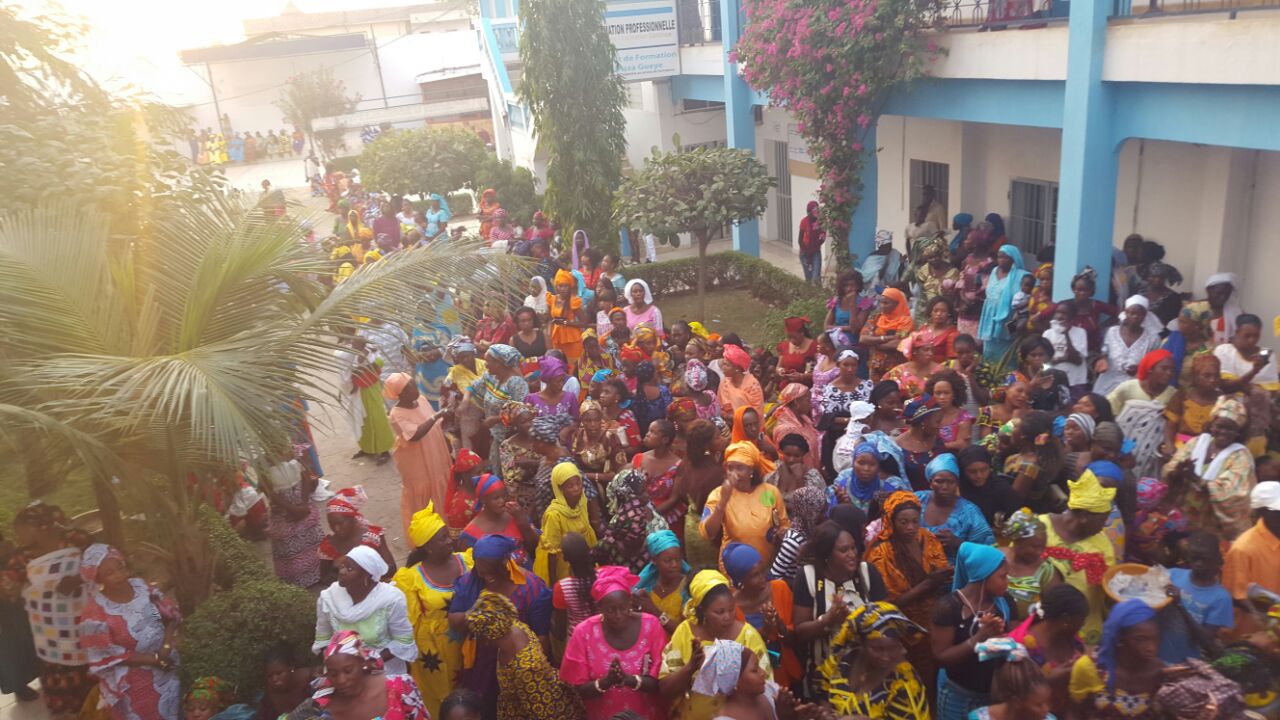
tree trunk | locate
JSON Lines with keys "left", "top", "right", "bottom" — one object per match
{"left": 696, "top": 229, "right": 709, "bottom": 320}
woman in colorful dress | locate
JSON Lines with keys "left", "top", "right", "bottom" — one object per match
{"left": 547, "top": 270, "right": 587, "bottom": 370}
{"left": 1161, "top": 352, "right": 1223, "bottom": 455}
{"left": 631, "top": 361, "right": 672, "bottom": 435}
{"left": 720, "top": 543, "right": 803, "bottom": 689}
{"left": 474, "top": 344, "right": 531, "bottom": 466}
{"left": 593, "top": 469, "right": 667, "bottom": 572}
{"left": 815, "top": 601, "right": 929, "bottom": 719}
{"left": 998, "top": 509, "right": 1060, "bottom": 617}
{"left": 384, "top": 372, "right": 453, "bottom": 543}
{"left": 78, "top": 545, "right": 182, "bottom": 720}
{"left": 477, "top": 188, "right": 501, "bottom": 240}
{"left": 916, "top": 454, "right": 994, "bottom": 564}
{"left": 893, "top": 396, "right": 947, "bottom": 491}
{"left": 571, "top": 398, "right": 628, "bottom": 495}
{"left": 978, "top": 244, "right": 1031, "bottom": 364}
{"left": 864, "top": 491, "right": 952, "bottom": 698}
{"left": 393, "top": 503, "right": 470, "bottom": 718}
{"left": 825, "top": 270, "right": 874, "bottom": 338}
{"left": 314, "top": 546, "right": 417, "bottom": 676}
{"left": 264, "top": 457, "right": 323, "bottom": 588}
{"left": 528, "top": 356, "right": 578, "bottom": 420}
{"left": 860, "top": 288, "right": 916, "bottom": 382}
{"left": 634, "top": 419, "right": 687, "bottom": 533}
{"left": 319, "top": 487, "right": 396, "bottom": 585}
{"left": 829, "top": 440, "right": 911, "bottom": 515}
{"left": 473, "top": 297, "right": 516, "bottom": 355}
{"left": 883, "top": 333, "right": 944, "bottom": 400}
{"left": 336, "top": 337, "right": 395, "bottom": 466}
{"left": 718, "top": 343, "right": 764, "bottom": 418}
{"left": 465, "top": 592, "right": 584, "bottom": 720}
{"left": 1005, "top": 584, "right": 1087, "bottom": 717}
{"left": 459, "top": 474, "right": 540, "bottom": 568}
{"left": 1161, "top": 394, "right": 1257, "bottom": 541}
{"left": 311, "top": 631, "right": 428, "bottom": 720}
{"left": 815, "top": 349, "right": 875, "bottom": 476}
{"left": 560, "top": 567, "right": 667, "bottom": 719}
{"left": 1039, "top": 471, "right": 1116, "bottom": 646}
{"left": 534, "top": 463, "right": 599, "bottom": 586}
{"left": 448, "top": 535, "right": 554, "bottom": 720}
{"left": 658, "top": 570, "right": 772, "bottom": 720}
{"left": 600, "top": 377, "right": 642, "bottom": 454}
{"left": 775, "top": 316, "right": 817, "bottom": 386}
{"left": 700, "top": 441, "right": 791, "bottom": 568}
{"left": 1067, "top": 600, "right": 1164, "bottom": 719}
{"left": 11, "top": 503, "right": 94, "bottom": 716}
{"left": 928, "top": 370, "right": 975, "bottom": 451}
{"left": 1094, "top": 295, "right": 1163, "bottom": 397}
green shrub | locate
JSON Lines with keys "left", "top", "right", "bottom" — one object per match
{"left": 447, "top": 192, "right": 474, "bottom": 216}
{"left": 473, "top": 156, "right": 543, "bottom": 227}
{"left": 622, "top": 251, "right": 829, "bottom": 345}
{"left": 327, "top": 155, "right": 359, "bottom": 174}
{"left": 180, "top": 578, "right": 316, "bottom": 701}
{"left": 196, "top": 505, "right": 272, "bottom": 587}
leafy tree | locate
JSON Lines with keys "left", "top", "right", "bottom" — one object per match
{"left": 473, "top": 156, "right": 543, "bottom": 226}
{"left": 518, "top": 0, "right": 627, "bottom": 250}
{"left": 275, "top": 67, "right": 360, "bottom": 161}
{"left": 614, "top": 144, "right": 774, "bottom": 316}
{"left": 733, "top": 0, "right": 942, "bottom": 263}
{"left": 359, "top": 125, "right": 490, "bottom": 198}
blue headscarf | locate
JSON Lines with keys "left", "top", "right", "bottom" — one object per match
{"left": 950, "top": 212, "right": 973, "bottom": 253}
{"left": 925, "top": 453, "right": 960, "bottom": 481}
{"left": 428, "top": 193, "right": 451, "bottom": 221}
{"left": 591, "top": 368, "right": 615, "bottom": 383}
{"left": 721, "top": 542, "right": 762, "bottom": 586}
{"left": 1097, "top": 599, "right": 1157, "bottom": 693}
{"left": 486, "top": 343, "right": 522, "bottom": 368}
{"left": 636, "top": 529, "right": 691, "bottom": 591}
{"left": 979, "top": 244, "right": 1030, "bottom": 342}
{"left": 451, "top": 534, "right": 520, "bottom": 620}
{"left": 951, "top": 542, "right": 1011, "bottom": 620}
{"left": 847, "top": 442, "right": 883, "bottom": 503}
{"left": 474, "top": 533, "right": 518, "bottom": 560}
{"left": 1088, "top": 460, "right": 1124, "bottom": 483}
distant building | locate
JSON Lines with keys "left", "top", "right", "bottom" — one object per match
{"left": 179, "top": 2, "right": 488, "bottom": 159}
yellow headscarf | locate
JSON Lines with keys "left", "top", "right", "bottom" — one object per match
{"left": 683, "top": 569, "right": 731, "bottom": 620}
{"left": 688, "top": 321, "right": 711, "bottom": 340}
{"left": 553, "top": 269, "right": 576, "bottom": 289}
{"left": 407, "top": 501, "right": 446, "bottom": 548}
{"left": 724, "top": 440, "right": 775, "bottom": 476}
{"left": 1067, "top": 469, "right": 1117, "bottom": 514}
{"left": 363, "top": 249, "right": 382, "bottom": 264}
{"left": 547, "top": 461, "right": 586, "bottom": 520}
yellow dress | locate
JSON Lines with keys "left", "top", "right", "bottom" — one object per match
{"left": 659, "top": 619, "right": 772, "bottom": 720}
{"left": 533, "top": 503, "right": 597, "bottom": 586}
{"left": 1040, "top": 514, "right": 1115, "bottom": 646}
{"left": 393, "top": 552, "right": 473, "bottom": 718}
{"left": 496, "top": 621, "right": 585, "bottom": 720}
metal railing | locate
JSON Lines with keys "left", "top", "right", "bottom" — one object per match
{"left": 492, "top": 22, "right": 520, "bottom": 55}
{"left": 1112, "top": 0, "right": 1279, "bottom": 16}
{"left": 931, "top": 0, "right": 1066, "bottom": 27}
{"left": 678, "top": 0, "right": 722, "bottom": 45}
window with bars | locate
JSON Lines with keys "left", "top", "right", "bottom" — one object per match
{"left": 909, "top": 159, "right": 950, "bottom": 216}
{"left": 1008, "top": 178, "right": 1059, "bottom": 254}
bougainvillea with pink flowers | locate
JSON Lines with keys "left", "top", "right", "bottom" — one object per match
{"left": 734, "top": 0, "right": 944, "bottom": 262}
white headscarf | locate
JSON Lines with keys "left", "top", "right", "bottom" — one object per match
{"left": 524, "top": 275, "right": 549, "bottom": 315}
{"left": 874, "top": 229, "right": 894, "bottom": 250}
{"left": 346, "top": 545, "right": 388, "bottom": 581}
{"left": 624, "top": 278, "right": 654, "bottom": 305}
{"left": 1120, "top": 294, "right": 1163, "bottom": 336}
{"left": 1205, "top": 272, "right": 1244, "bottom": 342}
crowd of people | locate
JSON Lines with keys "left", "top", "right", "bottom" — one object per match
{"left": 186, "top": 127, "right": 306, "bottom": 166}
{"left": 4, "top": 183, "right": 1280, "bottom": 720}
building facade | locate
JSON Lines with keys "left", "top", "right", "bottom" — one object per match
{"left": 478, "top": 0, "right": 1280, "bottom": 318}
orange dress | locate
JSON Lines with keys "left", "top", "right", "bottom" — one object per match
{"left": 865, "top": 529, "right": 950, "bottom": 698}
{"left": 388, "top": 401, "right": 453, "bottom": 543}
{"left": 718, "top": 374, "right": 764, "bottom": 416}
{"left": 546, "top": 293, "right": 585, "bottom": 366}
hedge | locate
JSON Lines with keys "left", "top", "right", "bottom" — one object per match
{"left": 622, "top": 251, "right": 830, "bottom": 345}
{"left": 327, "top": 155, "right": 360, "bottom": 174}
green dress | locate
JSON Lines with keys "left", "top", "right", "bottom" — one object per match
{"left": 358, "top": 382, "right": 395, "bottom": 454}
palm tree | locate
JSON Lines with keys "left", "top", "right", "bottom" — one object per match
{"left": 0, "top": 195, "right": 523, "bottom": 607}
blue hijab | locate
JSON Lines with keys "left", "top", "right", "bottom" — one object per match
{"left": 636, "top": 529, "right": 690, "bottom": 591}
{"left": 1098, "top": 599, "right": 1157, "bottom": 692}
{"left": 925, "top": 453, "right": 960, "bottom": 481}
{"left": 950, "top": 212, "right": 973, "bottom": 253}
{"left": 951, "top": 542, "right": 1011, "bottom": 620}
{"left": 848, "top": 442, "right": 883, "bottom": 503}
{"left": 721, "top": 542, "right": 763, "bottom": 587}
{"left": 978, "top": 244, "right": 1030, "bottom": 342}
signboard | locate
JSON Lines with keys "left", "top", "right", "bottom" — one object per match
{"left": 605, "top": 0, "right": 680, "bottom": 82}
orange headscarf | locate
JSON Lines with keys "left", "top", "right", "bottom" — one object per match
{"left": 724, "top": 438, "right": 776, "bottom": 475}
{"left": 874, "top": 288, "right": 915, "bottom": 335}
{"left": 877, "top": 490, "right": 923, "bottom": 542}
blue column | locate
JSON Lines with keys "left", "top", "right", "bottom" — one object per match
{"left": 846, "top": 128, "right": 878, "bottom": 268}
{"left": 721, "top": 0, "right": 759, "bottom": 256}
{"left": 1053, "top": 0, "right": 1118, "bottom": 301}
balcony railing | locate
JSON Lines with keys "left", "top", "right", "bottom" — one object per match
{"left": 932, "top": 0, "right": 1067, "bottom": 27}
{"left": 1113, "top": 0, "right": 1279, "bottom": 16}
{"left": 678, "top": 0, "right": 722, "bottom": 45}
{"left": 492, "top": 21, "right": 520, "bottom": 56}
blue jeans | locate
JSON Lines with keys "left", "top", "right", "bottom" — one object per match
{"left": 800, "top": 251, "right": 822, "bottom": 283}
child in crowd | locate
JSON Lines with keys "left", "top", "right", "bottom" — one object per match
{"left": 969, "top": 639, "right": 1056, "bottom": 719}
{"left": 999, "top": 510, "right": 1060, "bottom": 617}
{"left": 438, "top": 689, "right": 484, "bottom": 720}
{"left": 1159, "top": 531, "right": 1233, "bottom": 663}
{"left": 1006, "top": 273, "right": 1036, "bottom": 335}
{"left": 551, "top": 532, "right": 598, "bottom": 646}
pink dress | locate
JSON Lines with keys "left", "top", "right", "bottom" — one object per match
{"left": 314, "top": 674, "right": 429, "bottom": 720}
{"left": 559, "top": 613, "right": 668, "bottom": 720}
{"left": 623, "top": 304, "right": 663, "bottom": 331}
{"left": 388, "top": 401, "right": 452, "bottom": 541}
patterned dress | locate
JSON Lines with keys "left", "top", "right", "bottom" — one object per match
{"left": 393, "top": 554, "right": 472, "bottom": 718}
{"left": 19, "top": 546, "right": 93, "bottom": 716}
{"left": 313, "top": 674, "right": 429, "bottom": 720}
{"left": 496, "top": 622, "right": 585, "bottom": 720}
{"left": 79, "top": 579, "right": 182, "bottom": 720}
{"left": 820, "top": 659, "right": 930, "bottom": 719}
{"left": 268, "top": 483, "right": 323, "bottom": 588}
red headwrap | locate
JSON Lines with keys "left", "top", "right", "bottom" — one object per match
{"left": 619, "top": 344, "right": 648, "bottom": 363}
{"left": 326, "top": 486, "right": 367, "bottom": 516}
{"left": 472, "top": 473, "right": 506, "bottom": 512}
{"left": 452, "top": 448, "right": 483, "bottom": 474}
{"left": 783, "top": 316, "right": 810, "bottom": 334}
{"left": 722, "top": 344, "right": 751, "bottom": 371}
{"left": 1136, "top": 349, "right": 1173, "bottom": 381}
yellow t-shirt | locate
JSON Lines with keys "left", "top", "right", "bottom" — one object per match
{"left": 659, "top": 619, "right": 772, "bottom": 720}
{"left": 1040, "top": 514, "right": 1116, "bottom": 646}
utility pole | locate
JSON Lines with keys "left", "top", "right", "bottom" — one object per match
{"left": 369, "top": 24, "right": 390, "bottom": 108}
{"left": 205, "top": 62, "right": 222, "bottom": 127}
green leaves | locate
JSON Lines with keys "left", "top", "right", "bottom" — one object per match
{"left": 518, "top": 0, "right": 627, "bottom": 249}
{"left": 613, "top": 145, "right": 775, "bottom": 243}
{"left": 359, "top": 125, "right": 490, "bottom": 198}
{"left": 275, "top": 67, "right": 359, "bottom": 161}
